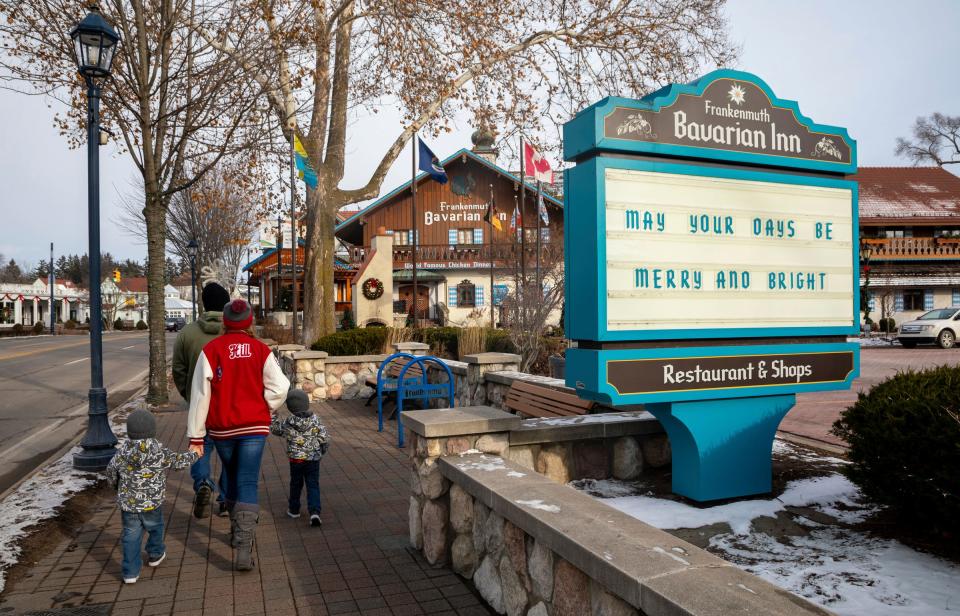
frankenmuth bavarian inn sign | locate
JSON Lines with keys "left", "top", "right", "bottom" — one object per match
{"left": 563, "top": 70, "right": 859, "bottom": 501}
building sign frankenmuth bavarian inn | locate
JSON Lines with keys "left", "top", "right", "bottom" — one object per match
{"left": 562, "top": 70, "right": 859, "bottom": 501}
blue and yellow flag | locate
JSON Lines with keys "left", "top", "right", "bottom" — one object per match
{"left": 294, "top": 135, "right": 318, "bottom": 189}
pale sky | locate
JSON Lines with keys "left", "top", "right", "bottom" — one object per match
{"left": 1, "top": 0, "right": 958, "bottom": 266}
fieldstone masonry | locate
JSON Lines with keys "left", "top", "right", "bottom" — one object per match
{"left": 401, "top": 406, "right": 825, "bottom": 616}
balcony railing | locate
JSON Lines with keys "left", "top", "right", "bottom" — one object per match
{"left": 864, "top": 237, "right": 960, "bottom": 260}
{"left": 347, "top": 242, "right": 564, "bottom": 269}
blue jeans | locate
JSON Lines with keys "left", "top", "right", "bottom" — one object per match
{"left": 213, "top": 436, "right": 266, "bottom": 506}
{"left": 121, "top": 509, "right": 165, "bottom": 579}
{"left": 190, "top": 435, "right": 228, "bottom": 502}
{"left": 289, "top": 460, "right": 321, "bottom": 514}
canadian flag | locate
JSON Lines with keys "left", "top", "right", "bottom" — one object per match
{"left": 523, "top": 141, "right": 553, "bottom": 184}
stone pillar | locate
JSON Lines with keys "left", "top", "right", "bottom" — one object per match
{"left": 461, "top": 353, "right": 522, "bottom": 406}
{"left": 401, "top": 406, "right": 520, "bottom": 568}
{"left": 291, "top": 350, "right": 328, "bottom": 402}
{"left": 393, "top": 341, "right": 430, "bottom": 356}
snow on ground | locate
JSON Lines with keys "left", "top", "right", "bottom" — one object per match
{"left": 848, "top": 336, "right": 900, "bottom": 347}
{"left": 575, "top": 472, "right": 960, "bottom": 615}
{"left": 0, "top": 397, "right": 139, "bottom": 593}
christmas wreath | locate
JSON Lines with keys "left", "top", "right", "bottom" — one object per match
{"left": 361, "top": 277, "right": 384, "bottom": 300}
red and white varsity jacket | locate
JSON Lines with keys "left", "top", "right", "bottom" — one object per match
{"left": 187, "top": 331, "right": 290, "bottom": 445}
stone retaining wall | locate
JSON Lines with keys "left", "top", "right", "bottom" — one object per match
{"left": 401, "top": 407, "right": 829, "bottom": 616}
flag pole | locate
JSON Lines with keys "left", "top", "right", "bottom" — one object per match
{"left": 290, "top": 131, "right": 298, "bottom": 343}
{"left": 411, "top": 137, "right": 419, "bottom": 329}
{"left": 519, "top": 138, "right": 526, "bottom": 332}
{"left": 489, "top": 184, "right": 495, "bottom": 330}
{"left": 536, "top": 179, "right": 542, "bottom": 321}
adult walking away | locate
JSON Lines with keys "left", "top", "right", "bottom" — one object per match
{"left": 187, "top": 299, "right": 290, "bottom": 571}
{"left": 172, "top": 282, "right": 231, "bottom": 519}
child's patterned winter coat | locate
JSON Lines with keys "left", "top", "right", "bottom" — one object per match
{"left": 270, "top": 413, "right": 329, "bottom": 461}
{"left": 105, "top": 438, "right": 198, "bottom": 512}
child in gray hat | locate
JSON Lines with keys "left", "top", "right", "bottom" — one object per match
{"left": 105, "top": 408, "right": 198, "bottom": 584}
{"left": 270, "top": 389, "right": 329, "bottom": 526}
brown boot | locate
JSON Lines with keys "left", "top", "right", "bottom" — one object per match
{"left": 234, "top": 510, "right": 258, "bottom": 571}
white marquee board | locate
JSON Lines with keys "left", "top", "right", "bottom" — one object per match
{"left": 604, "top": 169, "right": 854, "bottom": 332}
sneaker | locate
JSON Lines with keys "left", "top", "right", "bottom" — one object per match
{"left": 287, "top": 509, "right": 301, "bottom": 519}
{"left": 216, "top": 502, "right": 229, "bottom": 517}
{"left": 123, "top": 576, "right": 138, "bottom": 584}
{"left": 147, "top": 552, "right": 166, "bottom": 567}
{"left": 193, "top": 484, "right": 212, "bottom": 519}
{"left": 310, "top": 513, "right": 321, "bottom": 527}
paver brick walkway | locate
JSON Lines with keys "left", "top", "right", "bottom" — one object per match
{"left": 0, "top": 398, "right": 492, "bottom": 616}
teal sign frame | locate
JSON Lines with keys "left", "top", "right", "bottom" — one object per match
{"left": 562, "top": 70, "right": 859, "bottom": 502}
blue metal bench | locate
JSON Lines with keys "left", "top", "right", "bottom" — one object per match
{"left": 395, "top": 356, "right": 455, "bottom": 447}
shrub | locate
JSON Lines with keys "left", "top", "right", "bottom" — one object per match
{"left": 878, "top": 317, "right": 896, "bottom": 333}
{"left": 114, "top": 318, "right": 124, "bottom": 331}
{"left": 12, "top": 323, "right": 24, "bottom": 335}
{"left": 312, "top": 327, "right": 389, "bottom": 356}
{"left": 340, "top": 308, "right": 355, "bottom": 330}
{"left": 485, "top": 329, "right": 515, "bottom": 353}
{"left": 832, "top": 366, "right": 960, "bottom": 538}
{"left": 65, "top": 319, "right": 78, "bottom": 330}
{"left": 33, "top": 321, "right": 45, "bottom": 334}
{"left": 136, "top": 320, "right": 148, "bottom": 330}
{"left": 416, "top": 327, "right": 460, "bottom": 358}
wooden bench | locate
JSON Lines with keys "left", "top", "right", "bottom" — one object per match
{"left": 504, "top": 380, "right": 595, "bottom": 418}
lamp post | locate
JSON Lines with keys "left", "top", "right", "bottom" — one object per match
{"left": 187, "top": 239, "right": 198, "bottom": 321}
{"left": 71, "top": 4, "right": 120, "bottom": 471}
{"left": 246, "top": 247, "right": 252, "bottom": 305}
{"left": 275, "top": 215, "right": 283, "bottom": 311}
{"left": 860, "top": 241, "right": 873, "bottom": 333}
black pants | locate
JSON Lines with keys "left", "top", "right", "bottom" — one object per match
{"left": 288, "top": 460, "right": 321, "bottom": 514}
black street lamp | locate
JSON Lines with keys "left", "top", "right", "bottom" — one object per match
{"left": 187, "top": 239, "right": 198, "bottom": 321}
{"left": 860, "top": 240, "right": 874, "bottom": 330}
{"left": 72, "top": 4, "right": 121, "bottom": 471}
{"left": 246, "top": 247, "right": 252, "bottom": 305}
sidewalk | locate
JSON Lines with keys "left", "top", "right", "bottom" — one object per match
{"left": 0, "top": 399, "right": 492, "bottom": 616}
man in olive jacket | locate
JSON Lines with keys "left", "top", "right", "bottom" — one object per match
{"left": 172, "top": 282, "right": 231, "bottom": 518}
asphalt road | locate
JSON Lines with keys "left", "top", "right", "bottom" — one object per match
{"left": 0, "top": 331, "right": 175, "bottom": 494}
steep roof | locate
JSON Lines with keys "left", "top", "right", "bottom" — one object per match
{"left": 118, "top": 277, "right": 148, "bottom": 293}
{"left": 335, "top": 148, "right": 563, "bottom": 240}
{"left": 855, "top": 166, "right": 960, "bottom": 222}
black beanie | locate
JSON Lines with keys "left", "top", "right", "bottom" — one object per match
{"left": 201, "top": 283, "right": 230, "bottom": 313}
{"left": 127, "top": 409, "right": 156, "bottom": 440}
{"left": 286, "top": 390, "right": 311, "bottom": 417}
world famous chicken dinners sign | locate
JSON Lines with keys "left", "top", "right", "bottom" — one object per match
{"left": 562, "top": 70, "right": 859, "bottom": 406}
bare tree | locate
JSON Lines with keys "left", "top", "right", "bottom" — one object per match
{"left": 119, "top": 165, "right": 268, "bottom": 293}
{"left": 198, "top": 0, "right": 736, "bottom": 344}
{"left": 500, "top": 239, "right": 565, "bottom": 373}
{"left": 896, "top": 113, "right": 960, "bottom": 167}
{"left": 2, "top": 1, "right": 269, "bottom": 402}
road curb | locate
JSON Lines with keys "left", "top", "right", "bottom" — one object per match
{"left": 776, "top": 430, "right": 848, "bottom": 456}
{"left": 0, "top": 372, "right": 149, "bottom": 504}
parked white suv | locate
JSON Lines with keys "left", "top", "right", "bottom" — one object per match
{"left": 897, "top": 307, "right": 960, "bottom": 349}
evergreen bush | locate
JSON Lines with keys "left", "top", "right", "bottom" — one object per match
{"left": 114, "top": 318, "right": 124, "bottom": 331}
{"left": 878, "top": 317, "right": 896, "bottom": 333}
{"left": 33, "top": 321, "right": 44, "bottom": 334}
{"left": 136, "top": 320, "right": 148, "bottom": 330}
{"left": 832, "top": 365, "right": 960, "bottom": 537}
{"left": 312, "top": 327, "right": 389, "bottom": 356}
{"left": 340, "top": 308, "right": 355, "bottom": 330}
{"left": 485, "top": 329, "right": 515, "bottom": 353}
{"left": 12, "top": 323, "right": 23, "bottom": 335}
{"left": 65, "top": 319, "right": 78, "bottom": 330}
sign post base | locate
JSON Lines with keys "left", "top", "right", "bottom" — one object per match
{"left": 645, "top": 394, "right": 795, "bottom": 502}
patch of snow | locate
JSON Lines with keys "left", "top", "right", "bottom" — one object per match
{"left": 516, "top": 499, "right": 561, "bottom": 513}
{"left": 456, "top": 457, "right": 507, "bottom": 472}
{"left": 0, "top": 397, "right": 140, "bottom": 593}
{"left": 849, "top": 336, "right": 899, "bottom": 347}
{"left": 772, "top": 438, "right": 848, "bottom": 466}
{"left": 569, "top": 478, "right": 648, "bottom": 498}
{"left": 653, "top": 546, "right": 690, "bottom": 566}
{"left": 603, "top": 551, "right": 614, "bottom": 561}
{"left": 527, "top": 412, "right": 652, "bottom": 427}
{"left": 577, "top": 473, "right": 959, "bottom": 615}
{"left": 712, "top": 523, "right": 960, "bottom": 615}
{"left": 506, "top": 471, "right": 526, "bottom": 478}
{"left": 459, "top": 449, "right": 482, "bottom": 456}
{"left": 736, "top": 583, "right": 758, "bottom": 595}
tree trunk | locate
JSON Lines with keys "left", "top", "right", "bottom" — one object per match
{"left": 302, "top": 187, "right": 338, "bottom": 344}
{"left": 145, "top": 193, "right": 168, "bottom": 404}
